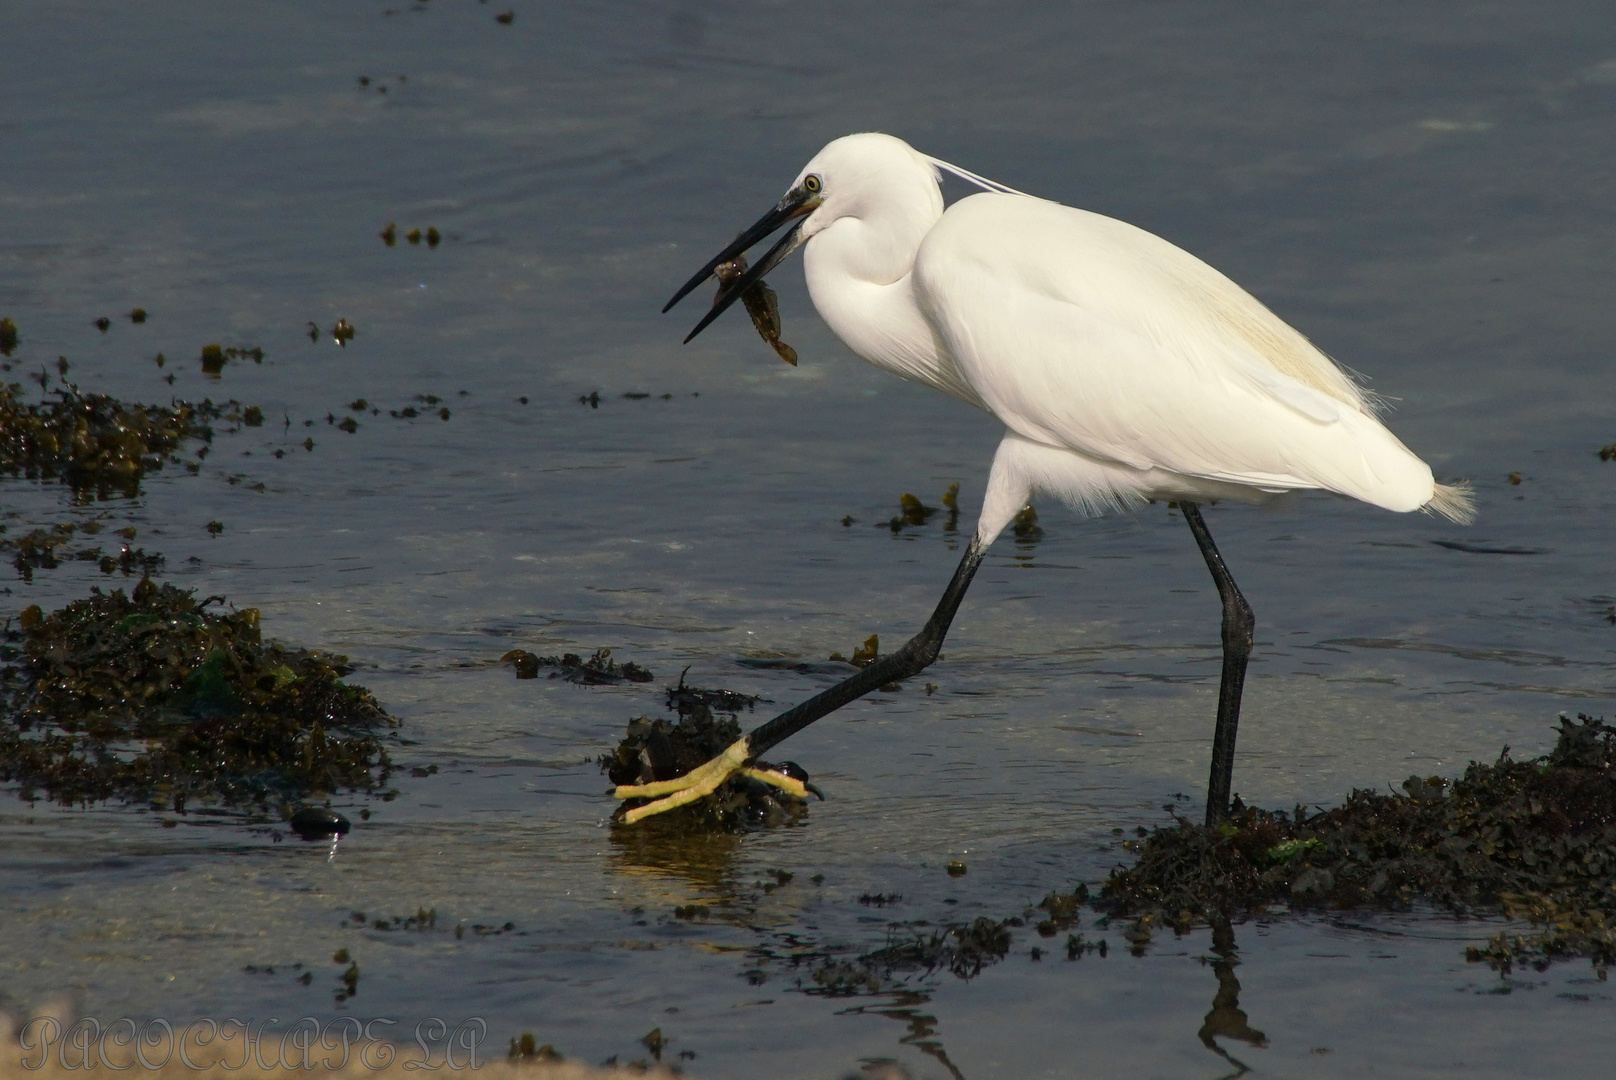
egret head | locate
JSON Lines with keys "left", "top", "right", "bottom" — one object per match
{"left": 663, "top": 133, "right": 939, "bottom": 344}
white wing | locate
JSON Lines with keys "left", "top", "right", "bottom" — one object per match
{"left": 912, "top": 194, "right": 1438, "bottom": 513}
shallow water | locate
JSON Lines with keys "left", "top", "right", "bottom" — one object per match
{"left": 3, "top": 1, "right": 1615, "bottom": 1076}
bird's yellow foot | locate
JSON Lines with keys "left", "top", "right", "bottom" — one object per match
{"left": 613, "top": 737, "right": 809, "bottom": 824}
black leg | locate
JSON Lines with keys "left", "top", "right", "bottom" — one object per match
{"left": 743, "top": 537, "right": 989, "bottom": 759}
{"left": 616, "top": 538, "right": 990, "bottom": 821}
{"left": 1180, "top": 502, "right": 1255, "bottom": 826}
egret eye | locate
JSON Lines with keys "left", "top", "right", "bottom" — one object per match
{"left": 803, "top": 174, "right": 822, "bottom": 194}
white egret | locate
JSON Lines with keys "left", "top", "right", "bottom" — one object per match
{"left": 620, "top": 132, "right": 1473, "bottom": 827}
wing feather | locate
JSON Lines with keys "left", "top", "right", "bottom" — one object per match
{"left": 913, "top": 194, "right": 1436, "bottom": 512}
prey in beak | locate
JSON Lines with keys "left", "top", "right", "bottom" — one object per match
{"left": 714, "top": 254, "right": 796, "bottom": 366}
{"left": 663, "top": 180, "right": 821, "bottom": 347}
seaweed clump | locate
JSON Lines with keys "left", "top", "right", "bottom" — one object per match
{"left": 602, "top": 677, "right": 815, "bottom": 829}
{"left": 2, "top": 520, "right": 162, "bottom": 582}
{"left": 794, "top": 889, "right": 1098, "bottom": 995}
{"left": 0, "top": 580, "right": 394, "bottom": 812}
{"left": 0, "top": 382, "right": 220, "bottom": 497}
{"left": 802, "top": 917, "right": 1015, "bottom": 996}
{"left": 501, "top": 647, "right": 652, "bottom": 685}
{"left": 1098, "top": 715, "right": 1616, "bottom": 974}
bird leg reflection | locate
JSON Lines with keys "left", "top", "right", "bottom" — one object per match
{"left": 615, "top": 539, "right": 988, "bottom": 822}
{"left": 1198, "top": 915, "right": 1267, "bottom": 1078}
{"left": 837, "top": 992, "right": 966, "bottom": 1080}
{"left": 1180, "top": 503, "right": 1255, "bottom": 826}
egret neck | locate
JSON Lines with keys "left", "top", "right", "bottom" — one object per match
{"left": 800, "top": 161, "right": 986, "bottom": 409}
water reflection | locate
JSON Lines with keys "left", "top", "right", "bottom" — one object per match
{"left": 605, "top": 816, "right": 746, "bottom": 892}
{"left": 1197, "top": 918, "right": 1267, "bottom": 1079}
{"left": 839, "top": 992, "right": 965, "bottom": 1080}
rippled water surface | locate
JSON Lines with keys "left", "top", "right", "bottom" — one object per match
{"left": 3, "top": 2, "right": 1615, "bottom": 1076}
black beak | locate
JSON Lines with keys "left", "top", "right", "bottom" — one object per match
{"left": 663, "top": 184, "right": 820, "bottom": 343}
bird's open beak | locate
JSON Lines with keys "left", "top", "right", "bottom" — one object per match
{"left": 663, "top": 183, "right": 821, "bottom": 344}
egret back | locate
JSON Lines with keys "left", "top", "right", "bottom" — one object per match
{"left": 911, "top": 193, "right": 1444, "bottom": 514}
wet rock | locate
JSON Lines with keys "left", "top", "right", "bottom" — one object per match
{"left": 0, "top": 580, "right": 394, "bottom": 812}
{"left": 289, "top": 805, "right": 351, "bottom": 839}
{"left": 1290, "top": 867, "right": 1333, "bottom": 895}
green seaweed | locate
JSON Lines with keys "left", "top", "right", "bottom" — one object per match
{"left": 1097, "top": 714, "right": 1616, "bottom": 974}
{"left": 0, "top": 382, "right": 223, "bottom": 498}
{"left": 501, "top": 647, "right": 652, "bottom": 684}
{"left": 0, "top": 580, "right": 394, "bottom": 812}
{"left": 1, "top": 521, "right": 162, "bottom": 582}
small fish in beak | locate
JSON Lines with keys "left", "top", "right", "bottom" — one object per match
{"left": 713, "top": 254, "right": 798, "bottom": 366}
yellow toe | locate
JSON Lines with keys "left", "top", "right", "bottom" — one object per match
{"left": 613, "top": 737, "right": 754, "bottom": 823}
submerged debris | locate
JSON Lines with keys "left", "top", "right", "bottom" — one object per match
{"left": 1, "top": 521, "right": 162, "bottom": 582}
{"left": 1011, "top": 502, "right": 1042, "bottom": 541}
{"left": 0, "top": 318, "right": 17, "bottom": 356}
{"left": 790, "top": 897, "right": 1081, "bottom": 996}
{"left": 603, "top": 675, "right": 815, "bottom": 830}
{"left": 500, "top": 647, "right": 652, "bottom": 684}
{"left": 1098, "top": 715, "right": 1616, "bottom": 974}
{"left": 806, "top": 917, "right": 1014, "bottom": 995}
{"left": 700, "top": 878, "right": 1103, "bottom": 1001}
{"left": 0, "top": 382, "right": 223, "bottom": 497}
{"left": 200, "top": 344, "right": 264, "bottom": 376}
{"left": 0, "top": 580, "right": 394, "bottom": 811}
{"left": 713, "top": 255, "right": 797, "bottom": 366}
